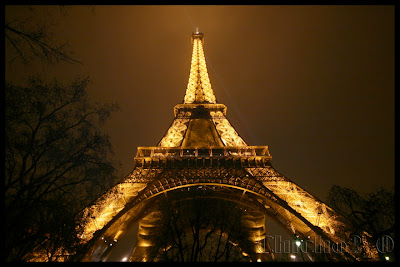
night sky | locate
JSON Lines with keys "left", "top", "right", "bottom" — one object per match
{"left": 5, "top": 5, "right": 394, "bottom": 201}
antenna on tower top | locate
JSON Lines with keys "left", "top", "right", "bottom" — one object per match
{"left": 195, "top": 27, "right": 199, "bottom": 34}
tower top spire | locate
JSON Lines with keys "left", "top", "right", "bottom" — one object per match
{"left": 158, "top": 31, "right": 247, "bottom": 148}
{"left": 184, "top": 31, "right": 216, "bottom": 104}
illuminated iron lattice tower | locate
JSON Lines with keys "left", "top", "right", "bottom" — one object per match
{"left": 37, "top": 31, "right": 379, "bottom": 262}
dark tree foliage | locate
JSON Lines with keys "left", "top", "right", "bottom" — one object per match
{"left": 5, "top": 76, "right": 120, "bottom": 261}
{"left": 326, "top": 185, "right": 394, "bottom": 260}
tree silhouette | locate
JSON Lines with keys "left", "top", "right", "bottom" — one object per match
{"left": 146, "top": 190, "right": 254, "bottom": 262}
{"left": 326, "top": 185, "right": 394, "bottom": 261}
{"left": 5, "top": 76, "right": 119, "bottom": 261}
{"left": 5, "top": 5, "right": 84, "bottom": 65}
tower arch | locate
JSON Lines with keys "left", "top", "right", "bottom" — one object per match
{"left": 76, "top": 165, "right": 358, "bottom": 262}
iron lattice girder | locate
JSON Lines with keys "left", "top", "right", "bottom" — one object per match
{"left": 184, "top": 32, "right": 216, "bottom": 104}
{"left": 76, "top": 164, "right": 359, "bottom": 262}
{"left": 158, "top": 106, "right": 248, "bottom": 147}
{"left": 129, "top": 167, "right": 348, "bottom": 249}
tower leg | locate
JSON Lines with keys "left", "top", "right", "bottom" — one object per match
{"left": 241, "top": 210, "right": 274, "bottom": 262}
{"left": 129, "top": 211, "right": 162, "bottom": 262}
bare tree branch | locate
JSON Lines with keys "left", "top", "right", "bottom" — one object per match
{"left": 5, "top": 76, "right": 119, "bottom": 261}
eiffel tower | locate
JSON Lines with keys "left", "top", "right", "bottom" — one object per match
{"left": 32, "top": 30, "right": 379, "bottom": 262}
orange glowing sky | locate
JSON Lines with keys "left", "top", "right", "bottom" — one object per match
{"left": 5, "top": 5, "right": 394, "bottom": 200}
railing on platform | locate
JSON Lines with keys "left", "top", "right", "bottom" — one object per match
{"left": 135, "top": 146, "right": 271, "bottom": 158}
